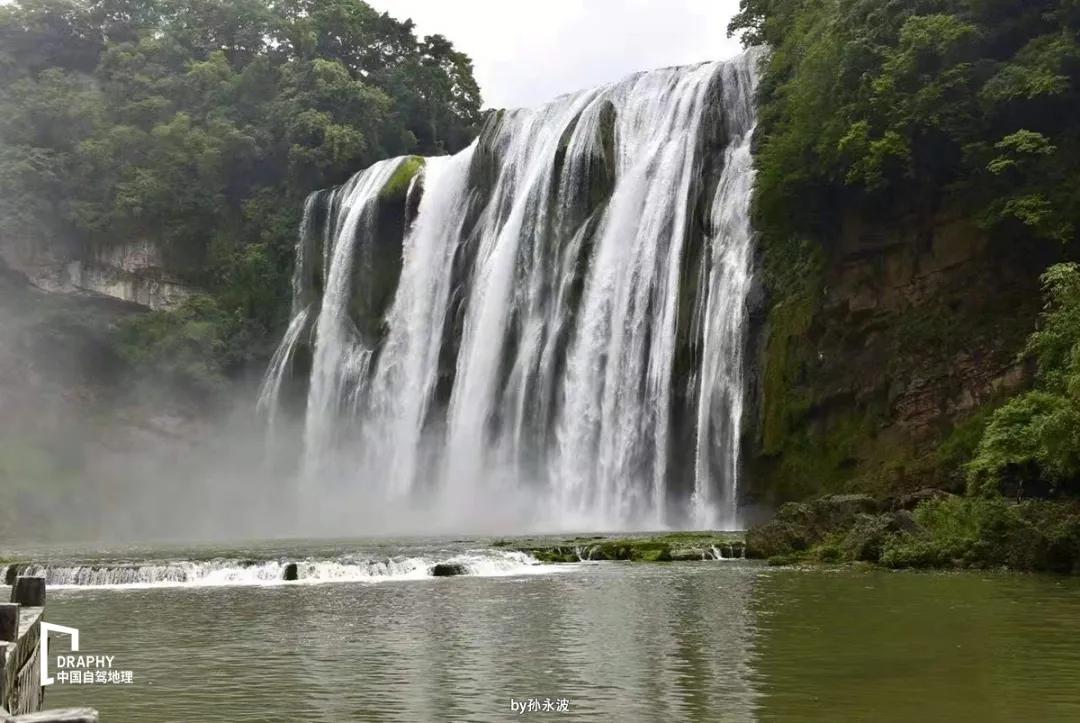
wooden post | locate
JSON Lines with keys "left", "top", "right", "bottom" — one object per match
{"left": 0, "top": 606, "right": 18, "bottom": 643}
{"left": 9, "top": 580, "right": 43, "bottom": 609}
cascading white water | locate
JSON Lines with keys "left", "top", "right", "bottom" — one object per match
{"left": 259, "top": 50, "right": 761, "bottom": 531}
{"left": 691, "top": 57, "right": 759, "bottom": 531}
{"left": 10, "top": 550, "right": 549, "bottom": 589}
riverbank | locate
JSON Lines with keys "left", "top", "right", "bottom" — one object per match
{"left": 745, "top": 493, "right": 1080, "bottom": 574}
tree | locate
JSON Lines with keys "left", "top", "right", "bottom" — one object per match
{"left": 969, "top": 264, "right": 1080, "bottom": 497}
{"left": 0, "top": 0, "right": 483, "bottom": 381}
{"left": 730, "top": 0, "right": 1080, "bottom": 245}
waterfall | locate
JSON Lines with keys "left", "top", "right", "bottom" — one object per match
{"left": 691, "top": 57, "right": 759, "bottom": 530}
{"left": 258, "top": 50, "right": 761, "bottom": 531}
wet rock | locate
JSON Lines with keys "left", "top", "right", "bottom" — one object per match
{"left": 890, "top": 509, "right": 920, "bottom": 533}
{"left": 281, "top": 562, "right": 298, "bottom": 581}
{"left": 431, "top": 562, "right": 467, "bottom": 577}
{"left": 840, "top": 514, "right": 894, "bottom": 562}
{"left": 348, "top": 156, "right": 426, "bottom": 346}
{"left": 746, "top": 520, "right": 811, "bottom": 559}
{"left": 895, "top": 488, "right": 955, "bottom": 511}
{"left": 748, "top": 494, "right": 880, "bottom": 559}
{"left": 4, "top": 564, "right": 27, "bottom": 587}
{"left": 809, "top": 494, "right": 879, "bottom": 528}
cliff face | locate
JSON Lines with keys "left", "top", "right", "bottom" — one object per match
{"left": 0, "top": 237, "right": 194, "bottom": 311}
{"left": 744, "top": 211, "right": 1059, "bottom": 508}
{"left": 0, "top": 260, "right": 279, "bottom": 542}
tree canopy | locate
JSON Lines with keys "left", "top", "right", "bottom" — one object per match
{"left": 0, "top": 0, "right": 482, "bottom": 333}
{"left": 0, "top": 0, "right": 482, "bottom": 396}
{"left": 731, "top": 0, "right": 1080, "bottom": 245}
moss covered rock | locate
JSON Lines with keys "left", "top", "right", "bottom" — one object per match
{"left": 347, "top": 156, "right": 426, "bottom": 345}
{"left": 840, "top": 514, "right": 895, "bottom": 562}
{"left": 513, "top": 532, "right": 744, "bottom": 564}
{"left": 759, "top": 493, "right": 1080, "bottom": 572}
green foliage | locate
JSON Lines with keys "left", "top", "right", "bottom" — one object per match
{"left": 114, "top": 294, "right": 258, "bottom": 401}
{"left": 758, "top": 237, "right": 823, "bottom": 471}
{"left": 0, "top": 0, "right": 482, "bottom": 376}
{"left": 380, "top": 155, "right": 425, "bottom": 201}
{"left": 0, "top": 438, "right": 68, "bottom": 538}
{"left": 881, "top": 496, "right": 1080, "bottom": 573}
{"left": 732, "top": 0, "right": 1080, "bottom": 245}
{"left": 969, "top": 264, "right": 1080, "bottom": 496}
{"left": 933, "top": 407, "right": 994, "bottom": 490}
{"left": 735, "top": 0, "right": 1080, "bottom": 503}
{"left": 749, "top": 493, "right": 1080, "bottom": 572}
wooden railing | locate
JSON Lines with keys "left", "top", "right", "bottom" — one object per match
{"left": 0, "top": 577, "right": 99, "bottom": 723}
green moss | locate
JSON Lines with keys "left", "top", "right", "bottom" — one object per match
{"left": 379, "top": 155, "right": 425, "bottom": 202}
{"left": 760, "top": 239, "right": 822, "bottom": 456}
{"left": 512, "top": 532, "right": 745, "bottom": 564}
{"left": 814, "top": 542, "right": 843, "bottom": 563}
{"left": 751, "top": 492, "right": 1080, "bottom": 573}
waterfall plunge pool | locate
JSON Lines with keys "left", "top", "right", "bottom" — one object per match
{"left": 17, "top": 536, "right": 1080, "bottom": 722}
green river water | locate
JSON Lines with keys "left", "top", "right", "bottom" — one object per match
{"left": 17, "top": 537, "right": 1080, "bottom": 722}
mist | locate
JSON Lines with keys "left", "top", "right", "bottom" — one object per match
{"left": 0, "top": 263, "right": 567, "bottom": 544}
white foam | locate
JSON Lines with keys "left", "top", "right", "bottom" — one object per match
{"left": 28, "top": 550, "right": 566, "bottom": 590}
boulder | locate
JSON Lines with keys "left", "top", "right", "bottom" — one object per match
{"left": 894, "top": 488, "right": 955, "bottom": 511}
{"left": 746, "top": 520, "right": 811, "bottom": 559}
{"left": 840, "top": 514, "right": 894, "bottom": 562}
{"left": 748, "top": 494, "right": 880, "bottom": 559}
{"left": 809, "top": 494, "right": 879, "bottom": 529}
{"left": 431, "top": 562, "right": 467, "bottom": 577}
{"left": 281, "top": 562, "right": 298, "bottom": 581}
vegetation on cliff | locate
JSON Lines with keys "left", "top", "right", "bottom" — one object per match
{"left": 731, "top": 0, "right": 1080, "bottom": 503}
{"left": 731, "top": 0, "right": 1080, "bottom": 245}
{"left": 968, "top": 262, "right": 1080, "bottom": 498}
{"left": 756, "top": 262, "right": 1080, "bottom": 573}
{"left": 0, "top": 0, "right": 482, "bottom": 391}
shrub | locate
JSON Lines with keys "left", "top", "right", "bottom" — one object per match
{"left": 840, "top": 514, "right": 893, "bottom": 562}
{"left": 968, "top": 264, "right": 1080, "bottom": 498}
{"left": 881, "top": 496, "right": 1080, "bottom": 572}
{"left": 113, "top": 295, "right": 257, "bottom": 403}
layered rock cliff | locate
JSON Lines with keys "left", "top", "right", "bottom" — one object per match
{"left": 744, "top": 210, "right": 1061, "bottom": 510}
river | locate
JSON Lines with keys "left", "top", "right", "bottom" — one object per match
{"left": 16, "top": 537, "right": 1079, "bottom": 722}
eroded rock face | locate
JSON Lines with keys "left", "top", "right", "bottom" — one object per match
{"left": 747, "top": 210, "right": 1057, "bottom": 504}
{"left": 0, "top": 238, "right": 194, "bottom": 310}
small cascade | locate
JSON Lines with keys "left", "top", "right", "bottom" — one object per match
{"left": 708, "top": 542, "right": 747, "bottom": 560}
{"left": 19, "top": 550, "right": 548, "bottom": 589}
{"left": 259, "top": 50, "right": 763, "bottom": 531}
{"left": 257, "top": 305, "right": 310, "bottom": 434}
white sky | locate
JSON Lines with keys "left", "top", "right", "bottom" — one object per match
{"left": 368, "top": 0, "right": 745, "bottom": 109}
